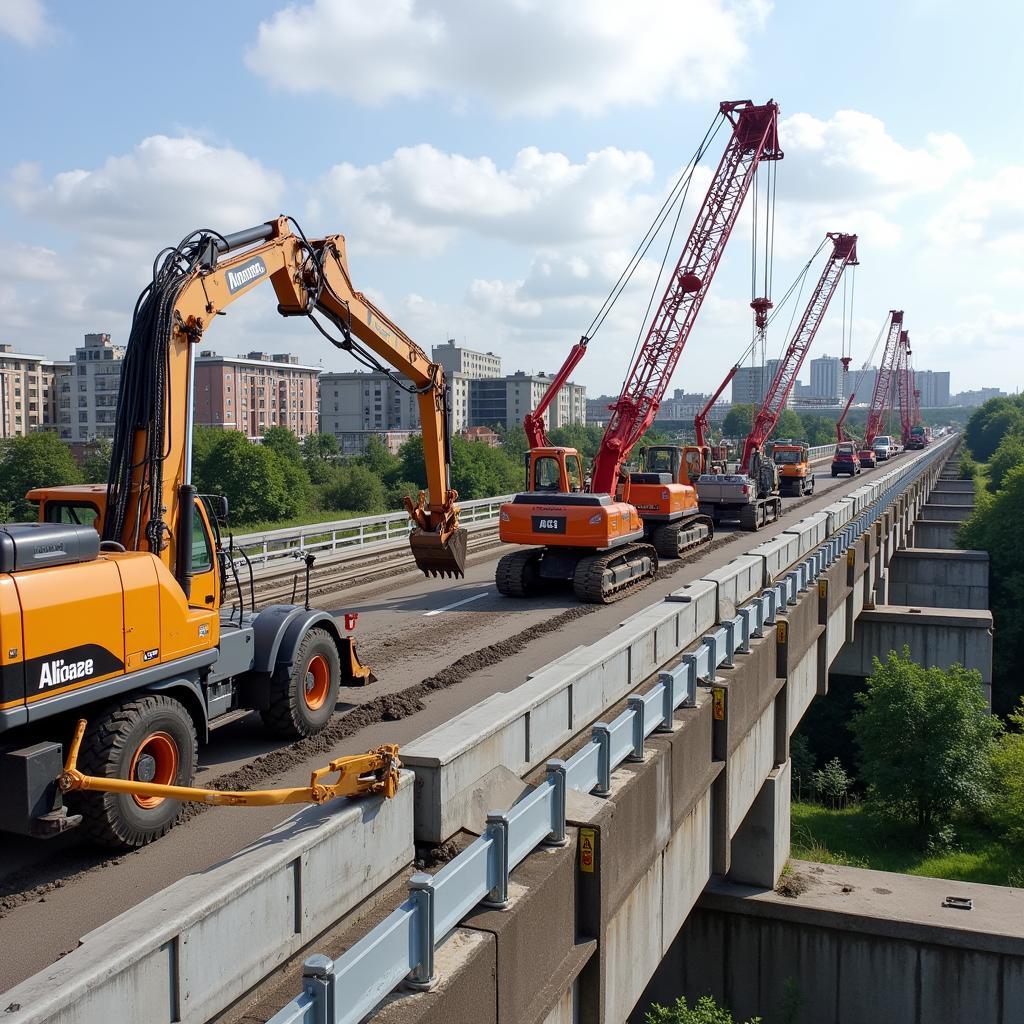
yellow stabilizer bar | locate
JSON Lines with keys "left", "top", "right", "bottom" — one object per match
{"left": 58, "top": 719, "right": 400, "bottom": 806}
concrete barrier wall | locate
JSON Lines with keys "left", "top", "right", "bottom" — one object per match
{"left": 914, "top": 520, "right": 960, "bottom": 548}
{"left": 889, "top": 548, "right": 989, "bottom": 609}
{"left": 2, "top": 775, "right": 415, "bottom": 1024}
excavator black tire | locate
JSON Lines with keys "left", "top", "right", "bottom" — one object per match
{"left": 572, "top": 543, "right": 658, "bottom": 604}
{"left": 261, "top": 627, "right": 341, "bottom": 739}
{"left": 68, "top": 694, "right": 198, "bottom": 849}
{"left": 651, "top": 515, "right": 715, "bottom": 560}
{"left": 495, "top": 549, "right": 543, "bottom": 597}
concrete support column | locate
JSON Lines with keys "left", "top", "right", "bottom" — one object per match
{"left": 727, "top": 759, "right": 791, "bottom": 890}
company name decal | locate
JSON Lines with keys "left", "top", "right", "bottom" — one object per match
{"left": 225, "top": 257, "right": 268, "bottom": 294}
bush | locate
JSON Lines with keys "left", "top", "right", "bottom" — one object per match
{"left": 965, "top": 396, "right": 1024, "bottom": 461}
{"left": 958, "top": 449, "right": 977, "bottom": 480}
{"left": 645, "top": 994, "right": 760, "bottom": 1024}
{"left": 322, "top": 463, "right": 386, "bottom": 514}
{"left": 811, "top": 757, "right": 852, "bottom": 809}
{"left": 851, "top": 649, "right": 1000, "bottom": 833}
{"left": 988, "top": 699, "right": 1024, "bottom": 845}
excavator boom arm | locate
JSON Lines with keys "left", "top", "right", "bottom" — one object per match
{"left": 107, "top": 217, "right": 466, "bottom": 586}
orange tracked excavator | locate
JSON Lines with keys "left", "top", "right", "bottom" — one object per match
{"left": 0, "top": 217, "right": 461, "bottom": 847}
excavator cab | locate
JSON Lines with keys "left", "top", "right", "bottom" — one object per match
{"left": 524, "top": 448, "right": 585, "bottom": 494}
{"left": 638, "top": 446, "right": 683, "bottom": 481}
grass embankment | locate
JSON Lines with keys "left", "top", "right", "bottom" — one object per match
{"left": 791, "top": 801, "right": 1021, "bottom": 887}
{"left": 235, "top": 508, "right": 363, "bottom": 535}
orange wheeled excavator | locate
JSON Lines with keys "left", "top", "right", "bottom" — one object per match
{"left": 0, "top": 217, "right": 461, "bottom": 847}
{"left": 497, "top": 99, "right": 783, "bottom": 602}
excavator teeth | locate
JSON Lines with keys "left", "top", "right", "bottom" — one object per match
{"left": 409, "top": 527, "right": 468, "bottom": 580}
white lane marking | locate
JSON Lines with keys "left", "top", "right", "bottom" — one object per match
{"left": 423, "top": 593, "right": 489, "bottom": 617}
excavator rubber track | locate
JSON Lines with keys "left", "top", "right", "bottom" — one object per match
{"left": 572, "top": 542, "right": 659, "bottom": 604}
{"left": 650, "top": 514, "right": 715, "bottom": 560}
{"left": 739, "top": 498, "right": 782, "bottom": 531}
{"left": 495, "top": 548, "right": 543, "bottom": 597}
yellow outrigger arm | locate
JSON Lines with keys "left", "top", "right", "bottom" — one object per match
{"left": 58, "top": 719, "right": 401, "bottom": 807}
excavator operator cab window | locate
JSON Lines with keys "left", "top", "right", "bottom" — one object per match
{"left": 532, "top": 455, "right": 564, "bottom": 493}
{"left": 644, "top": 447, "right": 679, "bottom": 478}
{"left": 685, "top": 449, "right": 704, "bottom": 481}
{"left": 191, "top": 508, "right": 213, "bottom": 574}
{"left": 44, "top": 501, "right": 99, "bottom": 530}
{"left": 566, "top": 454, "right": 583, "bottom": 493}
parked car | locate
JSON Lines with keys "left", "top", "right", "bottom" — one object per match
{"left": 872, "top": 435, "right": 893, "bottom": 461}
{"left": 831, "top": 442, "right": 861, "bottom": 477}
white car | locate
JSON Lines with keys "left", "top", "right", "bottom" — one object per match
{"left": 872, "top": 436, "right": 893, "bottom": 460}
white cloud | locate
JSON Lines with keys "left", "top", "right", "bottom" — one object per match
{"left": 779, "top": 110, "right": 972, "bottom": 203}
{"left": 0, "top": 0, "right": 50, "bottom": 46}
{"left": 246, "top": 0, "right": 768, "bottom": 116}
{"left": 309, "top": 144, "right": 657, "bottom": 254}
{"left": 8, "top": 135, "right": 286, "bottom": 256}
{"left": 927, "top": 165, "right": 1024, "bottom": 252}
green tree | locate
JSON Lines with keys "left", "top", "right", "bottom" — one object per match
{"left": 797, "top": 413, "right": 837, "bottom": 446}
{"left": 722, "top": 404, "right": 755, "bottom": 440}
{"left": 850, "top": 649, "right": 1000, "bottom": 833}
{"left": 302, "top": 431, "right": 339, "bottom": 464}
{"left": 398, "top": 435, "right": 428, "bottom": 490}
{"left": 772, "top": 409, "right": 805, "bottom": 441}
{"left": 987, "top": 432, "right": 1024, "bottom": 492}
{"left": 386, "top": 478, "right": 421, "bottom": 511}
{"left": 0, "top": 432, "right": 82, "bottom": 520}
{"left": 323, "top": 463, "right": 386, "bottom": 513}
{"left": 790, "top": 732, "right": 816, "bottom": 800}
{"left": 262, "top": 425, "right": 303, "bottom": 465}
{"left": 645, "top": 994, "right": 760, "bottom": 1024}
{"left": 195, "top": 431, "right": 303, "bottom": 526}
{"left": 82, "top": 438, "right": 112, "bottom": 484}
{"left": 362, "top": 435, "right": 400, "bottom": 480}
{"left": 811, "top": 757, "right": 852, "bottom": 809}
{"left": 965, "top": 395, "right": 1024, "bottom": 461}
{"left": 499, "top": 424, "right": 530, "bottom": 465}
{"left": 960, "top": 463, "right": 1024, "bottom": 714}
{"left": 988, "top": 699, "right": 1024, "bottom": 845}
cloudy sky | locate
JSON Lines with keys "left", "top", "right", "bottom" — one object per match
{"left": 1, "top": 0, "right": 1020, "bottom": 397}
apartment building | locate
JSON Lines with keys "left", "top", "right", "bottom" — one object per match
{"left": 431, "top": 340, "right": 502, "bottom": 380}
{"left": 54, "top": 333, "right": 125, "bottom": 442}
{"left": 0, "top": 344, "right": 65, "bottom": 437}
{"left": 194, "top": 351, "right": 319, "bottom": 440}
{"left": 731, "top": 360, "right": 784, "bottom": 407}
{"left": 809, "top": 355, "right": 844, "bottom": 402}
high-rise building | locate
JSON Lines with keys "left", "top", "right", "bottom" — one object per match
{"left": 809, "top": 355, "right": 843, "bottom": 402}
{"left": 731, "top": 360, "right": 786, "bottom": 407}
{"left": 194, "top": 351, "right": 319, "bottom": 440}
{"left": 0, "top": 344, "right": 64, "bottom": 437}
{"left": 58, "top": 333, "right": 125, "bottom": 442}
{"left": 914, "top": 370, "right": 950, "bottom": 408}
{"left": 431, "top": 340, "right": 502, "bottom": 380}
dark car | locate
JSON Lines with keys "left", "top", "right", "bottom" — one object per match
{"left": 858, "top": 447, "right": 877, "bottom": 469}
{"left": 832, "top": 442, "right": 862, "bottom": 477}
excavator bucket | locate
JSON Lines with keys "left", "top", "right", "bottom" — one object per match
{"left": 409, "top": 526, "right": 468, "bottom": 578}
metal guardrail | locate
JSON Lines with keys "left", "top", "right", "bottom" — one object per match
{"left": 233, "top": 495, "right": 514, "bottom": 568}
{"left": 267, "top": 438, "right": 952, "bottom": 1024}
{"left": 234, "top": 447, "right": 837, "bottom": 571}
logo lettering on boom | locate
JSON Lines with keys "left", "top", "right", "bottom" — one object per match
{"left": 225, "top": 257, "right": 268, "bottom": 294}
{"left": 38, "top": 657, "right": 95, "bottom": 690}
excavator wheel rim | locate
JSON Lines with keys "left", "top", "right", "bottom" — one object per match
{"left": 304, "top": 654, "right": 332, "bottom": 712}
{"left": 129, "top": 732, "right": 179, "bottom": 810}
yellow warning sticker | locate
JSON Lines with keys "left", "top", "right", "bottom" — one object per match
{"left": 580, "top": 828, "right": 596, "bottom": 873}
{"left": 777, "top": 620, "right": 788, "bottom": 644}
{"left": 818, "top": 578, "right": 828, "bottom": 599}
{"left": 712, "top": 687, "right": 726, "bottom": 720}
{"left": 847, "top": 548, "right": 855, "bottom": 567}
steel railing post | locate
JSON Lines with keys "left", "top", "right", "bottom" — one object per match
{"left": 302, "top": 955, "right": 335, "bottom": 1024}
{"left": 544, "top": 761, "right": 570, "bottom": 847}
{"left": 407, "top": 874, "right": 436, "bottom": 991}
{"left": 592, "top": 724, "right": 612, "bottom": 797}
{"left": 657, "top": 672, "right": 676, "bottom": 733}
{"left": 483, "top": 814, "right": 510, "bottom": 908}
{"left": 627, "top": 695, "right": 646, "bottom": 762}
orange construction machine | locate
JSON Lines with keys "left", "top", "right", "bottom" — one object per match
{"left": 0, "top": 217, "right": 462, "bottom": 847}
{"left": 497, "top": 99, "right": 783, "bottom": 602}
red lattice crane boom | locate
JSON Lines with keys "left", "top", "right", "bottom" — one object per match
{"left": 897, "top": 330, "right": 915, "bottom": 443}
{"left": 863, "top": 310, "right": 904, "bottom": 448}
{"left": 589, "top": 100, "right": 783, "bottom": 496}
{"left": 739, "top": 232, "right": 859, "bottom": 473}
